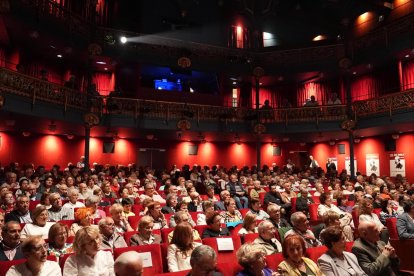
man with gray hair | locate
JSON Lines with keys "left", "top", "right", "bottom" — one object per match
{"left": 85, "top": 195, "right": 106, "bottom": 219}
{"left": 188, "top": 245, "right": 222, "bottom": 276}
{"left": 168, "top": 211, "right": 201, "bottom": 242}
{"left": 99, "top": 217, "right": 127, "bottom": 252}
{"left": 284, "top": 211, "right": 321, "bottom": 248}
{"left": 47, "top": 193, "right": 74, "bottom": 221}
{"left": 253, "top": 220, "right": 282, "bottom": 255}
{"left": 114, "top": 251, "right": 143, "bottom": 276}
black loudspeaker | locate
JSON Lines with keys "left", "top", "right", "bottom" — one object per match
{"left": 188, "top": 145, "right": 198, "bottom": 155}
{"left": 273, "top": 146, "right": 281, "bottom": 156}
{"left": 337, "top": 144, "right": 345, "bottom": 154}
{"left": 385, "top": 139, "right": 396, "bottom": 151}
{"left": 103, "top": 142, "right": 115, "bottom": 153}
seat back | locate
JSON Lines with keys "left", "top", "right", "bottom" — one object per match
{"left": 239, "top": 208, "right": 250, "bottom": 218}
{"left": 389, "top": 239, "right": 414, "bottom": 271}
{"left": 291, "top": 197, "right": 297, "bottom": 213}
{"left": 242, "top": 233, "right": 259, "bottom": 244}
{"left": 128, "top": 215, "right": 142, "bottom": 230}
{"left": 308, "top": 203, "right": 319, "bottom": 222}
{"left": 386, "top": 217, "right": 398, "bottom": 239}
{"left": 161, "top": 227, "right": 175, "bottom": 244}
{"left": 345, "top": 241, "right": 354, "bottom": 252}
{"left": 0, "top": 259, "right": 26, "bottom": 275}
{"left": 114, "top": 244, "right": 163, "bottom": 275}
{"left": 154, "top": 270, "right": 190, "bottom": 276}
{"left": 265, "top": 253, "right": 284, "bottom": 271}
{"left": 29, "top": 200, "right": 40, "bottom": 210}
{"left": 189, "top": 211, "right": 203, "bottom": 223}
{"left": 311, "top": 196, "right": 320, "bottom": 204}
{"left": 202, "top": 236, "right": 242, "bottom": 264}
{"left": 124, "top": 230, "right": 138, "bottom": 246}
{"left": 194, "top": 225, "right": 208, "bottom": 238}
{"left": 59, "top": 253, "right": 74, "bottom": 271}
{"left": 306, "top": 246, "right": 328, "bottom": 263}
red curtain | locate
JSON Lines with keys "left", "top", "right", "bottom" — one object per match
{"left": 350, "top": 74, "right": 380, "bottom": 101}
{"left": 400, "top": 60, "right": 414, "bottom": 90}
{"left": 251, "top": 87, "right": 276, "bottom": 108}
{"left": 92, "top": 72, "right": 115, "bottom": 96}
{"left": 296, "top": 82, "right": 332, "bottom": 106}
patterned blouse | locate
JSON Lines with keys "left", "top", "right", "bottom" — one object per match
{"left": 48, "top": 243, "right": 74, "bottom": 258}
{"left": 220, "top": 210, "right": 243, "bottom": 223}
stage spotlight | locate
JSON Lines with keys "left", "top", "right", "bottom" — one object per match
{"left": 120, "top": 36, "right": 127, "bottom": 44}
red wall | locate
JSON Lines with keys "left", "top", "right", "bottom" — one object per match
{"left": 1, "top": 131, "right": 413, "bottom": 182}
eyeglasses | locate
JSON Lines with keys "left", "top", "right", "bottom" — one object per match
{"left": 32, "top": 243, "right": 48, "bottom": 252}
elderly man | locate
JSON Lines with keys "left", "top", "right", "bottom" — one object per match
{"left": 139, "top": 183, "right": 166, "bottom": 204}
{"left": 0, "top": 221, "right": 24, "bottom": 261}
{"left": 114, "top": 251, "right": 143, "bottom": 276}
{"left": 352, "top": 221, "right": 400, "bottom": 276}
{"left": 225, "top": 174, "right": 248, "bottom": 209}
{"left": 253, "top": 221, "right": 282, "bottom": 255}
{"left": 267, "top": 204, "right": 290, "bottom": 229}
{"left": 63, "top": 188, "right": 85, "bottom": 209}
{"left": 188, "top": 245, "right": 222, "bottom": 276}
{"left": 285, "top": 212, "right": 322, "bottom": 248}
{"left": 168, "top": 211, "right": 201, "bottom": 242}
{"left": 47, "top": 193, "right": 74, "bottom": 221}
{"left": 263, "top": 184, "right": 282, "bottom": 206}
{"left": 214, "top": 190, "right": 231, "bottom": 211}
{"left": 99, "top": 217, "right": 127, "bottom": 252}
{"left": 5, "top": 195, "right": 32, "bottom": 223}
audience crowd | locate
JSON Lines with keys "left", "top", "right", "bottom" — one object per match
{"left": 0, "top": 159, "right": 413, "bottom": 275}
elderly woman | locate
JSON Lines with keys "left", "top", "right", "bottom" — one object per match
{"left": 48, "top": 222, "right": 74, "bottom": 259}
{"left": 63, "top": 226, "right": 114, "bottom": 276}
{"left": 1, "top": 190, "right": 14, "bottom": 213}
{"left": 130, "top": 215, "right": 162, "bottom": 246}
{"left": 120, "top": 198, "right": 135, "bottom": 218}
{"left": 236, "top": 243, "right": 274, "bottom": 276}
{"left": 205, "top": 185, "right": 219, "bottom": 202}
{"left": 318, "top": 226, "right": 367, "bottom": 276}
{"left": 85, "top": 195, "right": 106, "bottom": 219}
{"left": 318, "top": 192, "right": 353, "bottom": 227}
{"left": 379, "top": 198, "right": 398, "bottom": 225}
{"left": 169, "top": 201, "right": 195, "bottom": 227}
{"left": 246, "top": 198, "right": 269, "bottom": 220}
{"left": 196, "top": 200, "right": 215, "bottom": 226}
{"left": 220, "top": 198, "right": 243, "bottom": 223}
{"left": 167, "top": 222, "right": 202, "bottom": 272}
{"left": 69, "top": 207, "right": 95, "bottom": 236}
{"left": 6, "top": 236, "right": 61, "bottom": 276}
{"left": 202, "top": 212, "right": 230, "bottom": 238}
{"left": 62, "top": 188, "right": 85, "bottom": 210}
{"left": 146, "top": 201, "right": 167, "bottom": 229}
{"left": 320, "top": 210, "right": 353, "bottom": 242}
{"left": 21, "top": 206, "right": 55, "bottom": 239}
{"left": 359, "top": 198, "right": 389, "bottom": 242}
{"left": 278, "top": 234, "right": 323, "bottom": 276}
{"left": 109, "top": 203, "right": 133, "bottom": 234}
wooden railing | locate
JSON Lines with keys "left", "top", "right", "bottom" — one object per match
{"left": 1, "top": 67, "right": 414, "bottom": 124}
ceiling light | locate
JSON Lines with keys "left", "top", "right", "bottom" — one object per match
{"left": 312, "top": 35, "right": 327, "bottom": 41}
{"left": 22, "top": 131, "right": 31, "bottom": 137}
{"left": 354, "top": 138, "right": 361, "bottom": 144}
{"left": 352, "top": 71, "right": 357, "bottom": 75}
{"left": 120, "top": 36, "right": 127, "bottom": 44}
{"left": 189, "top": 87, "right": 194, "bottom": 93}
{"left": 378, "top": 15, "right": 385, "bottom": 22}
{"left": 96, "top": 61, "right": 106, "bottom": 65}
{"left": 57, "top": 54, "right": 62, "bottom": 58}
{"left": 232, "top": 81, "right": 237, "bottom": 85}
{"left": 405, "top": 54, "right": 410, "bottom": 58}
{"left": 67, "top": 134, "right": 74, "bottom": 140}
{"left": 392, "top": 134, "right": 400, "bottom": 140}
{"left": 329, "top": 140, "right": 335, "bottom": 146}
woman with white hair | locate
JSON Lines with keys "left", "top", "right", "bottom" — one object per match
{"left": 236, "top": 243, "right": 274, "bottom": 276}
{"left": 63, "top": 226, "right": 114, "bottom": 276}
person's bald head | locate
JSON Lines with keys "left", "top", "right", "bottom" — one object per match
{"left": 358, "top": 221, "right": 380, "bottom": 244}
{"left": 114, "top": 251, "right": 143, "bottom": 276}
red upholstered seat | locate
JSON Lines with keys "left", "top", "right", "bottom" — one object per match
{"left": 132, "top": 204, "right": 143, "bottom": 216}
{"left": 155, "top": 270, "right": 190, "bottom": 276}
{"left": 291, "top": 197, "right": 297, "bottom": 213}
{"left": 389, "top": 239, "right": 414, "bottom": 271}
{"left": 265, "top": 253, "right": 284, "bottom": 271}
{"left": 386, "top": 217, "right": 398, "bottom": 239}
{"left": 161, "top": 227, "right": 175, "bottom": 244}
{"left": 372, "top": 208, "right": 381, "bottom": 216}
{"left": 308, "top": 203, "right": 319, "bottom": 222}
{"left": 59, "top": 253, "right": 74, "bottom": 271}
{"left": 216, "top": 261, "right": 244, "bottom": 276}
{"left": 124, "top": 230, "right": 138, "bottom": 246}
{"left": 306, "top": 246, "right": 328, "bottom": 263}
{"left": 242, "top": 233, "right": 259, "bottom": 244}
{"left": 114, "top": 244, "right": 163, "bottom": 275}
{"left": 0, "top": 259, "right": 26, "bottom": 275}
{"left": 311, "top": 196, "right": 320, "bottom": 204}
{"left": 164, "top": 213, "right": 174, "bottom": 225}
{"left": 189, "top": 211, "right": 203, "bottom": 223}
{"left": 194, "top": 225, "right": 208, "bottom": 238}
{"left": 128, "top": 215, "right": 142, "bottom": 230}
{"left": 352, "top": 209, "right": 359, "bottom": 230}
{"left": 29, "top": 200, "right": 40, "bottom": 210}
{"left": 239, "top": 208, "right": 250, "bottom": 218}
{"left": 202, "top": 236, "right": 242, "bottom": 264}
{"left": 345, "top": 241, "right": 354, "bottom": 252}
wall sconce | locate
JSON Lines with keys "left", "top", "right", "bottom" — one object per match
{"left": 299, "top": 142, "right": 306, "bottom": 146}
{"left": 354, "top": 138, "right": 361, "bottom": 144}
{"left": 329, "top": 140, "right": 336, "bottom": 146}
{"left": 392, "top": 134, "right": 399, "bottom": 140}
{"left": 67, "top": 134, "right": 74, "bottom": 140}
{"left": 22, "top": 131, "right": 31, "bottom": 137}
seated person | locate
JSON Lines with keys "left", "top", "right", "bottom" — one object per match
{"left": 6, "top": 236, "right": 61, "bottom": 276}
{"left": 161, "top": 194, "right": 177, "bottom": 214}
{"left": 359, "top": 198, "right": 389, "bottom": 243}
{"left": 236, "top": 243, "right": 274, "bottom": 276}
{"left": 397, "top": 201, "right": 414, "bottom": 239}
{"left": 121, "top": 198, "right": 135, "bottom": 218}
{"left": 109, "top": 203, "right": 133, "bottom": 234}
{"left": 246, "top": 198, "right": 269, "bottom": 220}
{"left": 284, "top": 212, "right": 322, "bottom": 248}
{"left": 5, "top": 195, "right": 32, "bottom": 224}
{"left": 319, "top": 210, "right": 353, "bottom": 242}
{"left": 47, "top": 193, "right": 74, "bottom": 221}
{"left": 63, "top": 188, "right": 85, "bottom": 210}
{"left": 196, "top": 201, "right": 215, "bottom": 225}
{"left": 249, "top": 180, "right": 265, "bottom": 201}
{"left": 114, "top": 251, "right": 143, "bottom": 276}
{"left": 266, "top": 204, "right": 291, "bottom": 229}
{"left": 295, "top": 183, "right": 314, "bottom": 214}
{"left": 168, "top": 211, "right": 201, "bottom": 242}
{"left": 238, "top": 213, "right": 257, "bottom": 235}
{"left": 169, "top": 201, "right": 196, "bottom": 227}
{"left": 263, "top": 184, "right": 282, "bottom": 206}
{"left": 0, "top": 221, "right": 24, "bottom": 261}
{"left": 85, "top": 195, "right": 106, "bottom": 220}
{"left": 98, "top": 217, "right": 127, "bottom": 252}
{"left": 202, "top": 212, "right": 230, "bottom": 238}
{"left": 130, "top": 216, "right": 162, "bottom": 246}
{"left": 69, "top": 207, "right": 95, "bottom": 236}
{"left": 253, "top": 220, "right": 282, "bottom": 255}
{"left": 21, "top": 206, "right": 55, "bottom": 239}
{"left": 63, "top": 226, "right": 114, "bottom": 275}
{"left": 47, "top": 222, "right": 74, "bottom": 258}
{"left": 167, "top": 222, "right": 202, "bottom": 272}
{"left": 188, "top": 245, "right": 221, "bottom": 276}
{"left": 220, "top": 198, "right": 243, "bottom": 223}
{"left": 318, "top": 226, "right": 367, "bottom": 276}
{"left": 278, "top": 234, "right": 323, "bottom": 275}
{"left": 145, "top": 201, "right": 168, "bottom": 229}
{"left": 352, "top": 221, "right": 400, "bottom": 276}
{"left": 214, "top": 190, "right": 231, "bottom": 211}
{"left": 188, "top": 192, "right": 203, "bottom": 212}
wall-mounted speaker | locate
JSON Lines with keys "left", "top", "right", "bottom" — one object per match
{"left": 337, "top": 144, "right": 345, "bottom": 154}
{"left": 273, "top": 146, "right": 281, "bottom": 156}
{"left": 188, "top": 145, "right": 198, "bottom": 155}
{"left": 103, "top": 142, "right": 115, "bottom": 153}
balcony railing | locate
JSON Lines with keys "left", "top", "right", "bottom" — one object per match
{"left": 1, "top": 67, "right": 414, "bottom": 124}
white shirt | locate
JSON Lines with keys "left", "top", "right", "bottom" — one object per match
{"left": 6, "top": 260, "right": 61, "bottom": 276}
{"left": 63, "top": 201, "right": 85, "bottom": 210}
{"left": 359, "top": 213, "right": 384, "bottom": 229}
{"left": 167, "top": 242, "right": 201, "bottom": 272}
{"left": 63, "top": 250, "right": 115, "bottom": 276}
{"left": 21, "top": 222, "right": 55, "bottom": 239}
